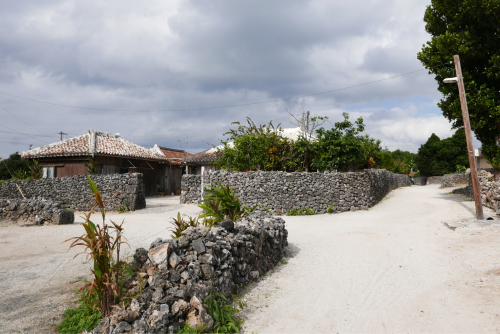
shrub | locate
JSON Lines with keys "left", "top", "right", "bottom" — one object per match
{"left": 30, "top": 159, "right": 42, "bottom": 179}
{"left": 199, "top": 181, "right": 256, "bottom": 224}
{"left": 84, "top": 158, "right": 100, "bottom": 174}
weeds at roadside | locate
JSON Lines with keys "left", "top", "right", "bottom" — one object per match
{"left": 117, "top": 200, "right": 130, "bottom": 213}
{"left": 287, "top": 207, "right": 315, "bottom": 216}
{"left": 177, "top": 322, "right": 207, "bottom": 333}
{"left": 204, "top": 292, "right": 243, "bottom": 333}
{"left": 327, "top": 204, "right": 335, "bottom": 214}
{"left": 56, "top": 286, "right": 102, "bottom": 334}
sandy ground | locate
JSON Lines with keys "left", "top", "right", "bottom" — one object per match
{"left": 2, "top": 186, "right": 500, "bottom": 333}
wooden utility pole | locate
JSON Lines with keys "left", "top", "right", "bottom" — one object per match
{"left": 59, "top": 131, "right": 67, "bottom": 141}
{"left": 454, "top": 54, "right": 484, "bottom": 220}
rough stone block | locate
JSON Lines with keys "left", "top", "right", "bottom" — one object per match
{"left": 148, "top": 243, "right": 170, "bottom": 266}
{"left": 192, "top": 238, "right": 206, "bottom": 254}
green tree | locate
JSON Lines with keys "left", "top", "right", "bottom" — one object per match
{"left": 414, "top": 129, "right": 469, "bottom": 176}
{"left": 0, "top": 152, "right": 31, "bottom": 180}
{"left": 379, "top": 151, "right": 395, "bottom": 171}
{"left": 417, "top": 0, "right": 500, "bottom": 169}
{"left": 391, "top": 149, "right": 416, "bottom": 175}
{"left": 311, "top": 112, "right": 367, "bottom": 171}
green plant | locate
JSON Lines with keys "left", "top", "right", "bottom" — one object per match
{"left": 286, "top": 207, "right": 315, "bottom": 216}
{"left": 84, "top": 157, "right": 100, "bottom": 174}
{"left": 456, "top": 165, "right": 467, "bottom": 173}
{"left": 12, "top": 168, "right": 29, "bottom": 180}
{"left": 261, "top": 206, "right": 270, "bottom": 212}
{"left": 177, "top": 322, "right": 207, "bottom": 334}
{"left": 64, "top": 177, "right": 127, "bottom": 316}
{"left": 203, "top": 292, "right": 242, "bottom": 333}
{"left": 169, "top": 213, "right": 200, "bottom": 239}
{"left": 327, "top": 204, "right": 335, "bottom": 214}
{"left": 30, "top": 159, "right": 42, "bottom": 179}
{"left": 117, "top": 200, "right": 130, "bottom": 213}
{"left": 199, "top": 181, "right": 256, "bottom": 224}
{"left": 280, "top": 259, "right": 288, "bottom": 265}
{"left": 57, "top": 288, "right": 102, "bottom": 334}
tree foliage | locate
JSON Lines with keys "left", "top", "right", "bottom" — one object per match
{"left": 414, "top": 128, "right": 469, "bottom": 176}
{"left": 311, "top": 112, "right": 367, "bottom": 171}
{"left": 417, "top": 0, "right": 500, "bottom": 167}
{"left": 0, "top": 152, "right": 31, "bottom": 180}
{"left": 216, "top": 114, "right": 398, "bottom": 173}
{"left": 215, "top": 118, "right": 303, "bottom": 172}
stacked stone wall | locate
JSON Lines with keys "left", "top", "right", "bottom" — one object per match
{"left": 440, "top": 173, "right": 469, "bottom": 188}
{"left": 0, "top": 173, "right": 146, "bottom": 211}
{"left": 92, "top": 213, "right": 288, "bottom": 333}
{"left": 413, "top": 177, "right": 427, "bottom": 186}
{"left": 181, "top": 169, "right": 409, "bottom": 214}
{"left": 0, "top": 198, "right": 74, "bottom": 224}
{"left": 426, "top": 176, "right": 443, "bottom": 185}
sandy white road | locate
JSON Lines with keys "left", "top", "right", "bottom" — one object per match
{"left": 239, "top": 185, "right": 500, "bottom": 333}
{"left": 2, "top": 186, "right": 500, "bottom": 333}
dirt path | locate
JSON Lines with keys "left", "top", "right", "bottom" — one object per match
{"left": 2, "top": 187, "right": 500, "bottom": 333}
{"left": 239, "top": 185, "right": 500, "bottom": 333}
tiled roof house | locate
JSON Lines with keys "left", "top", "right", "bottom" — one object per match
{"left": 21, "top": 130, "right": 188, "bottom": 196}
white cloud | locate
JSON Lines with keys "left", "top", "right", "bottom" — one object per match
{"left": 0, "top": 0, "right": 454, "bottom": 158}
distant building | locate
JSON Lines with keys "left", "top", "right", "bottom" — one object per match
{"left": 474, "top": 148, "right": 493, "bottom": 169}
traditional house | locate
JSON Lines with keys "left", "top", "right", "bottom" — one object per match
{"left": 158, "top": 146, "right": 192, "bottom": 194}
{"left": 183, "top": 149, "right": 218, "bottom": 175}
{"left": 21, "top": 130, "right": 189, "bottom": 196}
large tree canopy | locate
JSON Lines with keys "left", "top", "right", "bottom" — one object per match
{"left": 417, "top": 0, "right": 500, "bottom": 167}
{"left": 414, "top": 128, "right": 469, "bottom": 176}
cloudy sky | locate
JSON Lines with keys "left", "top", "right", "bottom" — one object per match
{"left": 0, "top": 0, "right": 467, "bottom": 158}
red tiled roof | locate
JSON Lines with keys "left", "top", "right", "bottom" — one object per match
{"left": 158, "top": 147, "right": 192, "bottom": 166}
{"left": 22, "top": 130, "right": 168, "bottom": 161}
{"left": 159, "top": 147, "right": 192, "bottom": 159}
{"left": 185, "top": 149, "right": 217, "bottom": 163}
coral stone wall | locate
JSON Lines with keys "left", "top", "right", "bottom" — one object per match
{"left": 440, "top": 173, "right": 469, "bottom": 188}
{"left": 181, "top": 169, "right": 410, "bottom": 214}
{"left": 0, "top": 198, "right": 74, "bottom": 224}
{"left": 413, "top": 177, "right": 427, "bottom": 186}
{"left": 0, "top": 173, "right": 146, "bottom": 211}
{"left": 426, "top": 176, "right": 443, "bottom": 185}
{"left": 91, "top": 213, "right": 288, "bottom": 333}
